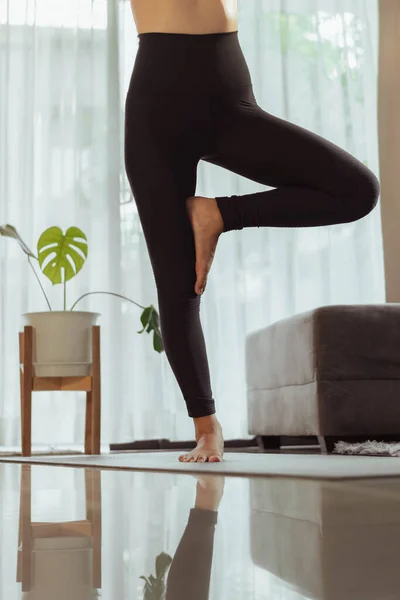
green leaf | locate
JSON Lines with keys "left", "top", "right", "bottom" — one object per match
{"left": 138, "top": 305, "right": 164, "bottom": 353}
{"left": 138, "top": 306, "right": 152, "bottom": 334}
{"left": 149, "top": 310, "right": 160, "bottom": 331}
{"left": 37, "top": 226, "right": 88, "bottom": 285}
{"left": 153, "top": 330, "right": 163, "bottom": 353}
{"left": 156, "top": 553, "right": 173, "bottom": 579}
{"left": 0, "top": 224, "right": 36, "bottom": 258}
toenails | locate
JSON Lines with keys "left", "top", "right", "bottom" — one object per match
{"left": 178, "top": 454, "right": 217, "bottom": 463}
{"left": 210, "top": 455, "right": 222, "bottom": 462}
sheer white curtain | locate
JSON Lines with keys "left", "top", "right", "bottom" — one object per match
{"left": 0, "top": 0, "right": 383, "bottom": 449}
{"left": 0, "top": 0, "right": 123, "bottom": 448}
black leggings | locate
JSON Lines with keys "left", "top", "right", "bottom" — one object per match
{"left": 124, "top": 32, "right": 380, "bottom": 419}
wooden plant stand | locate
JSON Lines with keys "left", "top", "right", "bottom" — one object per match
{"left": 19, "top": 325, "right": 101, "bottom": 457}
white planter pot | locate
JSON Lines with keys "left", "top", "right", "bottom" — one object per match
{"left": 22, "top": 311, "right": 100, "bottom": 377}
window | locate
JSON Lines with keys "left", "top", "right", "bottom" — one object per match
{"left": 0, "top": 0, "right": 107, "bottom": 29}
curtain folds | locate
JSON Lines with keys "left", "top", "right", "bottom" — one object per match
{"left": 0, "top": 0, "right": 383, "bottom": 449}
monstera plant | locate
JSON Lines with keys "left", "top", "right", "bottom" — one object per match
{"left": 0, "top": 224, "right": 163, "bottom": 358}
{"left": 140, "top": 553, "right": 173, "bottom": 600}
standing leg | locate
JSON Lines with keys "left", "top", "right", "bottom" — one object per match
{"left": 124, "top": 97, "right": 223, "bottom": 462}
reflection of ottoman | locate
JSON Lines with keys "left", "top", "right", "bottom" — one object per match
{"left": 246, "top": 305, "right": 400, "bottom": 441}
{"left": 250, "top": 478, "right": 400, "bottom": 599}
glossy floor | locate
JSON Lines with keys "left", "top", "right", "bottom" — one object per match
{"left": 1, "top": 462, "right": 400, "bottom": 599}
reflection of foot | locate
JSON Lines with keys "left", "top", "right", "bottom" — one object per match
{"left": 179, "top": 416, "right": 224, "bottom": 463}
{"left": 186, "top": 196, "right": 224, "bottom": 295}
{"left": 193, "top": 475, "right": 226, "bottom": 511}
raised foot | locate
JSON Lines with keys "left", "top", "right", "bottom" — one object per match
{"left": 186, "top": 196, "right": 224, "bottom": 295}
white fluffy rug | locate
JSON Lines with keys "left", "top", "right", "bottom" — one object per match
{"left": 335, "top": 440, "right": 400, "bottom": 457}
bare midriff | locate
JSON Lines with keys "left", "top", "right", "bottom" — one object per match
{"left": 130, "top": 0, "right": 238, "bottom": 35}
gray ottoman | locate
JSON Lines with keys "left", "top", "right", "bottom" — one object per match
{"left": 246, "top": 304, "right": 400, "bottom": 451}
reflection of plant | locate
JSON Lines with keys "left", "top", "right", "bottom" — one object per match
{"left": 0, "top": 224, "right": 163, "bottom": 353}
{"left": 140, "top": 553, "right": 173, "bottom": 600}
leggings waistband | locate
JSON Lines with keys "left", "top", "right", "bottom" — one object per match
{"left": 130, "top": 30, "right": 252, "bottom": 95}
{"left": 137, "top": 31, "right": 239, "bottom": 40}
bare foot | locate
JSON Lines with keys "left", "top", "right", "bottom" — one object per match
{"left": 179, "top": 415, "right": 224, "bottom": 463}
{"left": 186, "top": 196, "right": 224, "bottom": 295}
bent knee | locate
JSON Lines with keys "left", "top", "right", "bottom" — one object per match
{"left": 342, "top": 164, "right": 380, "bottom": 222}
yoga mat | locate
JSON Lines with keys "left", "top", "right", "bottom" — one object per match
{"left": 2, "top": 451, "right": 400, "bottom": 480}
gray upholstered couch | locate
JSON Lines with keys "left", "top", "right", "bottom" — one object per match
{"left": 246, "top": 305, "right": 400, "bottom": 451}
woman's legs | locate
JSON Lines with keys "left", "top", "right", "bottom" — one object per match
{"left": 191, "top": 89, "right": 380, "bottom": 293}
{"left": 125, "top": 151, "right": 212, "bottom": 416}
{"left": 125, "top": 97, "right": 224, "bottom": 461}
{"left": 212, "top": 92, "right": 380, "bottom": 230}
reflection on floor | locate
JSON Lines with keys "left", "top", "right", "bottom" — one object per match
{"left": 1, "top": 462, "right": 399, "bottom": 599}
{"left": 17, "top": 467, "right": 101, "bottom": 596}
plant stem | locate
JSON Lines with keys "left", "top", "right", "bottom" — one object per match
{"left": 28, "top": 256, "right": 52, "bottom": 311}
{"left": 70, "top": 291, "right": 146, "bottom": 312}
{"left": 64, "top": 280, "right": 66, "bottom": 311}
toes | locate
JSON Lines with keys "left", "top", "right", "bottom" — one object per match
{"left": 209, "top": 455, "right": 222, "bottom": 463}
{"left": 188, "top": 455, "right": 207, "bottom": 463}
{"left": 195, "top": 273, "right": 207, "bottom": 295}
{"left": 195, "top": 455, "right": 208, "bottom": 463}
{"left": 179, "top": 452, "right": 222, "bottom": 464}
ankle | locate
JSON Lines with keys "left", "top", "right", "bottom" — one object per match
{"left": 194, "top": 414, "right": 222, "bottom": 437}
